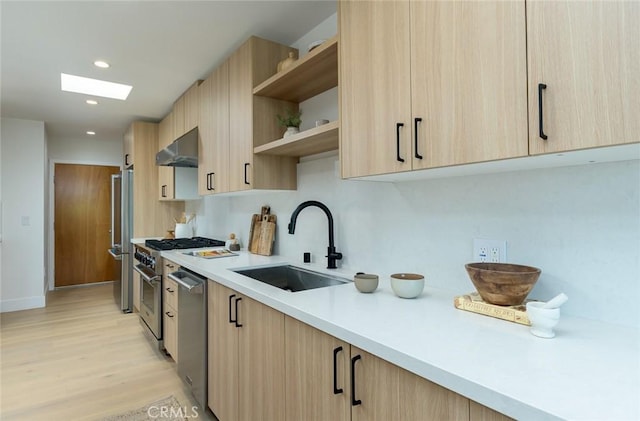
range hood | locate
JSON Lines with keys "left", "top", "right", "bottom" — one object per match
{"left": 156, "top": 127, "right": 198, "bottom": 167}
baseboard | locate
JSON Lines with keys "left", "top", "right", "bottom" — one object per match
{"left": 0, "top": 295, "right": 46, "bottom": 313}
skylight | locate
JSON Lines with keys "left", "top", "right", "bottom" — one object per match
{"left": 61, "top": 73, "right": 132, "bottom": 100}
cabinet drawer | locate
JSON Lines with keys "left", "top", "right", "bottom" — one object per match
{"left": 163, "top": 307, "right": 178, "bottom": 361}
{"left": 164, "top": 277, "right": 178, "bottom": 310}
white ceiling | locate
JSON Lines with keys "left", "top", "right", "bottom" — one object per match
{"left": 0, "top": 0, "right": 336, "bottom": 143}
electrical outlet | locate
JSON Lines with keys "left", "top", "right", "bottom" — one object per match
{"left": 473, "top": 239, "right": 507, "bottom": 263}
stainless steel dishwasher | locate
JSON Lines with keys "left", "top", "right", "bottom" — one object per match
{"left": 167, "top": 267, "right": 207, "bottom": 410}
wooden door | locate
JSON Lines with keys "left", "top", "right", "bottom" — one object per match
{"left": 285, "top": 316, "right": 350, "bottom": 421}
{"left": 339, "top": 0, "right": 412, "bottom": 178}
{"left": 54, "top": 163, "right": 120, "bottom": 287}
{"left": 199, "top": 61, "right": 230, "bottom": 195}
{"left": 411, "top": 1, "right": 528, "bottom": 169}
{"left": 350, "top": 347, "right": 401, "bottom": 421}
{"left": 527, "top": 1, "right": 640, "bottom": 154}
{"left": 208, "top": 281, "right": 239, "bottom": 421}
{"left": 238, "top": 295, "right": 286, "bottom": 421}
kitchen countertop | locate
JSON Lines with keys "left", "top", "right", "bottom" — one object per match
{"left": 161, "top": 248, "right": 639, "bottom": 421}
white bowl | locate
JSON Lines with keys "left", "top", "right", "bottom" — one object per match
{"left": 526, "top": 302, "right": 560, "bottom": 338}
{"left": 390, "top": 273, "right": 424, "bottom": 299}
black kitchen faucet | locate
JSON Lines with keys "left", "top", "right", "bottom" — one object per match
{"left": 288, "top": 200, "right": 343, "bottom": 269}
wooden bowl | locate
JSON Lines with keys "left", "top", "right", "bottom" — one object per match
{"left": 464, "top": 263, "right": 541, "bottom": 306}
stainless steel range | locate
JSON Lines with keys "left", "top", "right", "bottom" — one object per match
{"left": 133, "top": 237, "right": 225, "bottom": 350}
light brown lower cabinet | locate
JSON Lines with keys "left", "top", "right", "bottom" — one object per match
{"left": 132, "top": 268, "right": 140, "bottom": 312}
{"left": 285, "top": 316, "right": 512, "bottom": 421}
{"left": 207, "top": 280, "right": 285, "bottom": 421}
{"left": 285, "top": 316, "right": 350, "bottom": 421}
{"left": 162, "top": 265, "right": 178, "bottom": 362}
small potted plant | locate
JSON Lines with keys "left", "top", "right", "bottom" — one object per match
{"left": 277, "top": 108, "right": 302, "bottom": 137}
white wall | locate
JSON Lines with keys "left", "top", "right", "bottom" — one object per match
{"left": 48, "top": 136, "right": 122, "bottom": 165}
{"left": 185, "top": 13, "right": 640, "bottom": 328}
{"left": 190, "top": 156, "right": 639, "bottom": 328}
{"left": 0, "top": 118, "right": 47, "bottom": 311}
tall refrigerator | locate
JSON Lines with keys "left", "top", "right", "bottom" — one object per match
{"left": 109, "top": 169, "right": 133, "bottom": 312}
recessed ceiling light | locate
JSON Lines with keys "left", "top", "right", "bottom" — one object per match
{"left": 86, "top": 131, "right": 96, "bottom": 135}
{"left": 86, "top": 99, "right": 98, "bottom": 105}
{"left": 61, "top": 73, "right": 132, "bottom": 100}
{"left": 94, "top": 60, "right": 110, "bottom": 68}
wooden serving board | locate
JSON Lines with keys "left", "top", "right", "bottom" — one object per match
{"left": 454, "top": 292, "right": 532, "bottom": 326}
{"left": 248, "top": 206, "right": 276, "bottom": 256}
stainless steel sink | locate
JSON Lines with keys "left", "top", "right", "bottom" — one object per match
{"left": 233, "top": 265, "right": 349, "bottom": 292}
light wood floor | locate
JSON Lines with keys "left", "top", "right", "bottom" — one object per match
{"left": 0, "top": 283, "right": 205, "bottom": 420}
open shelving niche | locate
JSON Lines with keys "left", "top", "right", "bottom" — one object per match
{"left": 253, "top": 35, "right": 338, "bottom": 158}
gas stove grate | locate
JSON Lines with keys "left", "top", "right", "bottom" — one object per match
{"left": 145, "top": 236, "right": 226, "bottom": 251}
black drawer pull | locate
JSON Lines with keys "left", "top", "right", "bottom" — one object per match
{"left": 538, "top": 83, "right": 548, "bottom": 140}
{"left": 165, "top": 311, "right": 174, "bottom": 318}
{"left": 396, "top": 123, "right": 405, "bottom": 163}
{"left": 165, "top": 287, "right": 174, "bottom": 293}
{"left": 234, "top": 297, "right": 243, "bottom": 327}
{"left": 228, "top": 294, "right": 236, "bottom": 324}
{"left": 414, "top": 117, "right": 423, "bottom": 159}
{"left": 333, "top": 346, "right": 343, "bottom": 395}
{"left": 244, "top": 163, "right": 250, "bottom": 185}
{"left": 351, "top": 355, "right": 362, "bottom": 406}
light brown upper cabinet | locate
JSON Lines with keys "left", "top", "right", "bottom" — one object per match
{"left": 198, "top": 62, "right": 229, "bottom": 195}
{"left": 527, "top": 1, "right": 640, "bottom": 154}
{"left": 228, "top": 36, "right": 299, "bottom": 193}
{"left": 198, "top": 36, "right": 298, "bottom": 194}
{"left": 339, "top": 0, "right": 528, "bottom": 178}
{"left": 123, "top": 127, "right": 134, "bottom": 168}
{"left": 172, "top": 81, "right": 200, "bottom": 141}
{"left": 158, "top": 113, "right": 175, "bottom": 200}
{"left": 125, "top": 121, "right": 184, "bottom": 236}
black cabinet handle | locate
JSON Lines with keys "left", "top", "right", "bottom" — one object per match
{"left": 125, "top": 153, "right": 130, "bottom": 166}
{"left": 244, "top": 163, "right": 250, "bottom": 185}
{"left": 161, "top": 185, "right": 167, "bottom": 197}
{"left": 228, "top": 294, "right": 236, "bottom": 324}
{"left": 538, "top": 83, "right": 548, "bottom": 140}
{"left": 210, "top": 172, "right": 215, "bottom": 191}
{"left": 206, "top": 173, "right": 211, "bottom": 191}
{"left": 414, "top": 117, "right": 423, "bottom": 159}
{"left": 165, "top": 311, "right": 174, "bottom": 318}
{"left": 234, "top": 297, "right": 243, "bottom": 327}
{"left": 396, "top": 123, "right": 405, "bottom": 163}
{"left": 165, "top": 287, "right": 174, "bottom": 293}
{"left": 333, "top": 346, "right": 344, "bottom": 395}
{"left": 351, "top": 355, "right": 362, "bottom": 406}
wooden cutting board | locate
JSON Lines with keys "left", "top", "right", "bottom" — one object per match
{"left": 248, "top": 206, "right": 277, "bottom": 255}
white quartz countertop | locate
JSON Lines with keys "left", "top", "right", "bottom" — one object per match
{"left": 161, "top": 249, "right": 639, "bottom": 421}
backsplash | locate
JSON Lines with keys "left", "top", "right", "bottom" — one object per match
{"left": 187, "top": 155, "right": 639, "bottom": 328}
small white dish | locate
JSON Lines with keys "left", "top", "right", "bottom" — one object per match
{"left": 390, "top": 273, "right": 424, "bottom": 299}
{"left": 526, "top": 301, "right": 560, "bottom": 338}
